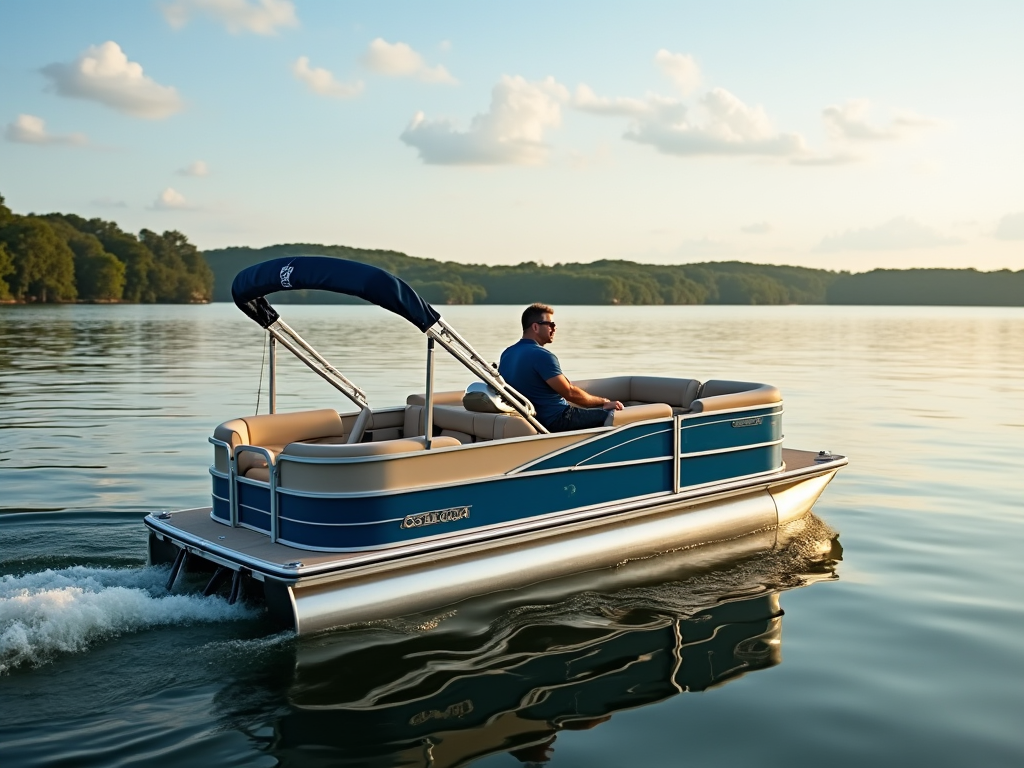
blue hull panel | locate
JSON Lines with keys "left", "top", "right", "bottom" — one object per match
{"left": 211, "top": 474, "right": 230, "bottom": 522}
{"left": 680, "top": 444, "right": 781, "bottom": 488}
{"left": 277, "top": 459, "right": 674, "bottom": 549}
{"left": 681, "top": 408, "right": 781, "bottom": 454}
{"left": 238, "top": 481, "right": 271, "bottom": 531}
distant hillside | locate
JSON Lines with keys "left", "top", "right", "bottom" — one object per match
{"left": 826, "top": 268, "right": 1024, "bottom": 306}
{"left": 206, "top": 244, "right": 1024, "bottom": 307}
{"left": 205, "top": 244, "right": 841, "bottom": 306}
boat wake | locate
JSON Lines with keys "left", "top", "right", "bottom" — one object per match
{"left": 0, "top": 565, "right": 257, "bottom": 673}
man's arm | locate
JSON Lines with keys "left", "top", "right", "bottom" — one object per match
{"left": 546, "top": 375, "right": 624, "bottom": 410}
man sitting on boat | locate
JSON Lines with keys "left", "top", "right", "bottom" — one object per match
{"left": 499, "top": 303, "right": 624, "bottom": 432}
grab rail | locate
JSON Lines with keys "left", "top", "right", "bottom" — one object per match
{"left": 233, "top": 445, "right": 280, "bottom": 542}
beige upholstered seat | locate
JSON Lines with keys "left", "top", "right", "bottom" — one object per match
{"left": 403, "top": 381, "right": 682, "bottom": 442}
{"left": 244, "top": 435, "right": 463, "bottom": 482}
{"left": 689, "top": 380, "right": 781, "bottom": 413}
{"left": 282, "top": 435, "right": 461, "bottom": 459}
{"left": 574, "top": 376, "right": 701, "bottom": 413}
{"left": 607, "top": 402, "right": 673, "bottom": 426}
{"left": 213, "top": 409, "right": 345, "bottom": 473}
{"left": 404, "top": 401, "right": 539, "bottom": 443}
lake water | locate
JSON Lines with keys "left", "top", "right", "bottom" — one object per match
{"left": 1, "top": 303, "right": 1022, "bottom": 768}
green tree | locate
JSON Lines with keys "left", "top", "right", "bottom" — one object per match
{"left": 0, "top": 215, "right": 77, "bottom": 302}
{"left": 712, "top": 273, "right": 789, "bottom": 304}
{"left": 139, "top": 229, "right": 213, "bottom": 302}
{"left": 51, "top": 214, "right": 156, "bottom": 302}
{"left": 0, "top": 242, "right": 12, "bottom": 300}
{"left": 44, "top": 216, "right": 126, "bottom": 301}
{"left": 410, "top": 279, "right": 486, "bottom": 304}
{"left": 0, "top": 194, "right": 14, "bottom": 299}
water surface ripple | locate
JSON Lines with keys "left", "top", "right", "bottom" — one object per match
{"left": 1, "top": 304, "right": 1022, "bottom": 767}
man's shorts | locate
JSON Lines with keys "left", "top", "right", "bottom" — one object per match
{"left": 548, "top": 406, "right": 609, "bottom": 433}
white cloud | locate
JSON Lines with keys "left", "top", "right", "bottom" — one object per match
{"left": 41, "top": 42, "right": 182, "bottom": 119}
{"left": 625, "top": 87, "right": 807, "bottom": 158}
{"left": 575, "top": 72, "right": 807, "bottom": 160}
{"left": 292, "top": 57, "right": 363, "bottom": 98}
{"left": 152, "top": 188, "right": 195, "bottom": 210}
{"left": 655, "top": 50, "right": 700, "bottom": 95}
{"left": 741, "top": 222, "right": 772, "bottom": 234}
{"left": 361, "top": 38, "right": 456, "bottom": 84}
{"left": 822, "top": 99, "right": 937, "bottom": 142}
{"left": 994, "top": 212, "right": 1024, "bottom": 241}
{"left": 4, "top": 114, "right": 86, "bottom": 146}
{"left": 814, "top": 217, "right": 960, "bottom": 252}
{"left": 401, "top": 75, "right": 568, "bottom": 166}
{"left": 178, "top": 160, "right": 209, "bottom": 177}
{"left": 573, "top": 84, "right": 660, "bottom": 117}
{"left": 161, "top": 0, "right": 298, "bottom": 35}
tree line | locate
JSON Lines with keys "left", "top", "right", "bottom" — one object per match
{"left": 206, "top": 243, "right": 843, "bottom": 306}
{"left": 207, "top": 243, "right": 1023, "bottom": 307}
{"left": 2, "top": 196, "right": 1020, "bottom": 306}
{"left": 0, "top": 193, "right": 212, "bottom": 303}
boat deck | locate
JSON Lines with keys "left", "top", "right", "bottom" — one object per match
{"left": 148, "top": 448, "right": 840, "bottom": 580}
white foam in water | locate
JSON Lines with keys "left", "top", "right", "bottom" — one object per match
{"left": 0, "top": 565, "right": 256, "bottom": 673}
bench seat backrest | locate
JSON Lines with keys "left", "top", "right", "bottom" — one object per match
{"left": 689, "top": 380, "right": 781, "bottom": 413}
{"left": 404, "top": 403, "right": 538, "bottom": 443}
{"left": 573, "top": 376, "right": 701, "bottom": 411}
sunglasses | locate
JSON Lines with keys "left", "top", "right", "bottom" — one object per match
{"left": 535, "top": 321, "right": 556, "bottom": 329}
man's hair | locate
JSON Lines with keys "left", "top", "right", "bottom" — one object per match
{"left": 521, "top": 303, "right": 554, "bottom": 331}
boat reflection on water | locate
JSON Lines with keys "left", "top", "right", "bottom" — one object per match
{"left": 261, "top": 514, "right": 842, "bottom": 768}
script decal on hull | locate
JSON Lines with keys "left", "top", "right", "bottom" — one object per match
{"left": 401, "top": 505, "right": 471, "bottom": 529}
{"left": 731, "top": 416, "right": 763, "bottom": 428}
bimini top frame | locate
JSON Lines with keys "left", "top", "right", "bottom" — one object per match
{"left": 231, "top": 256, "right": 546, "bottom": 440}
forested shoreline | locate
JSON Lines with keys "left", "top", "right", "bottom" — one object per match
{"left": 207, "top": 244, "right": 1024, "bottom": 307}
{"left": 0, "top": 194, "right": 213, "bottom": 303}
{"left": 2, "top": 196, "right": 1021, "bottom": 306}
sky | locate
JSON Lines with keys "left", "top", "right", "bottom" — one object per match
{"left": 1, "top": 0, "right": 1022, "bottom": 273}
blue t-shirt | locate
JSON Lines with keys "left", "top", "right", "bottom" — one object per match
{"left": 499, "top": 339, "right": 569, "bottom": 428}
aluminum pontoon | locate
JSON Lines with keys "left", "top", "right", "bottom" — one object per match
{"left": 146, "top": 256, "right": 847, "bottom": 632}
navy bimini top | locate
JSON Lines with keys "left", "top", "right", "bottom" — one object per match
{"left": 498, "top": 339, "right": 569, "bottom": 428}
{"left": 231, "top": 256, "right": 440, "bottom": 332}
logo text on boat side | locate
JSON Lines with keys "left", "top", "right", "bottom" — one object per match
{"left": 401, "top": 505, "right": 471, "bottom": 529}
{"left": 731, "top": 416, "right": 763, "bottom": 428}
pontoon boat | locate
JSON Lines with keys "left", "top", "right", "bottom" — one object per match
{"left": 145, "top": 256, "right": 847, "bottom": 633}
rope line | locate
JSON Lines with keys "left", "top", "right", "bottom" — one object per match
{"left": 255, "top": 332, "right": 267, "bottom": 415}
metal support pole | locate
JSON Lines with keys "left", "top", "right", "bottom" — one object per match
{"left": 268, "top": 334, "right": 277, "bottom": 414}
{"left": 269, "top": 460, "right": 279, "bottom": 543}
{"left": 672, "top": 414, "right": 682, "bottom": 494}
{"left": 165, "top": 548, "right": 187, "bottom": 591}
{"left": 345, "top": 407, "right": 372, "bottom": 444}
{"left": 229, "top": 452, "right": 239, "bottom": 527}
{"left": 424, "top": 337, "right": 435, "bottom": 449}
